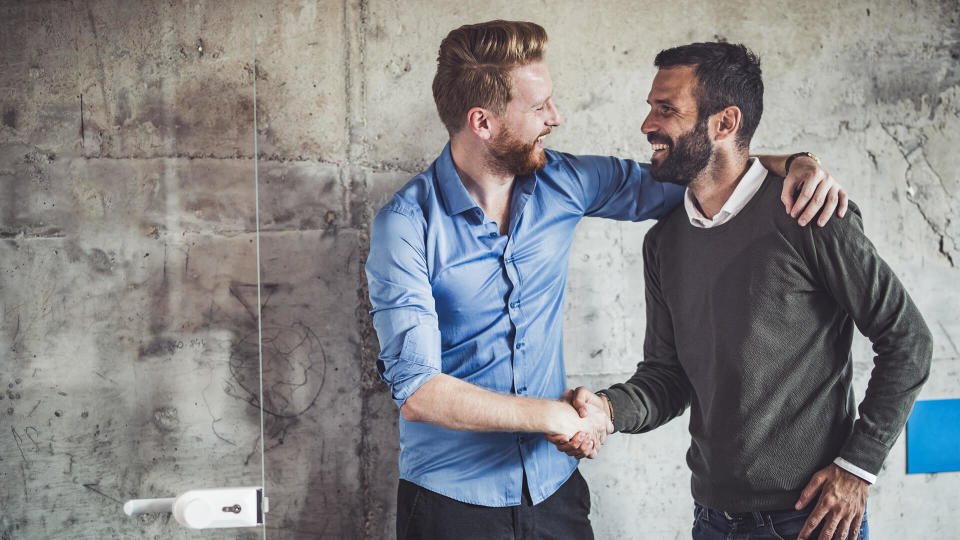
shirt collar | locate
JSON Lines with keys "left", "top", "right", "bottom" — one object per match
{"left": 435, "top": 142, "right": 540, "bottom": 226}
{"left": 683, "top": 158, "right": 768, "bottom": 228}
{"left": 436, "top": 142, "right": 482, "bottom": 216}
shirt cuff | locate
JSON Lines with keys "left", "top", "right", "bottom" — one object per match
{"left": 378, "top": 324, "right": 442, "bottom": 408}
{"left": 833, "top": 457, "right": 877, "bottom": 484}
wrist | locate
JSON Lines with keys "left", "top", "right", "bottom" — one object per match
{"left": 784, "top": 151, "right": 820, "bottom": 175}
{"left": 598, "top": 393, "right": 613, "bottom": 423}
{"left": 544, "top": 399, "right": 578, "bottom": 437}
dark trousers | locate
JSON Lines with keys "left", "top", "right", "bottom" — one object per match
{"left": 396, "top": 469, "right": 594, "bottom": 540}
{"left": 692, "top": 502, "right": 869, "bottom": 540}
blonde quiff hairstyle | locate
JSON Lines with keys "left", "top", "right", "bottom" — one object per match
{"left": 432, "top": 20, "right": 548, "bottom": 135}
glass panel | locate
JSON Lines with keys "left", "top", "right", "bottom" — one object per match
{"left": 249, "top": 4, "right": 376, "bottom": 537}
{"left": 247, "top": 3, "right": 400, "bottom": 537}
{"left": 1, "top": 2, "right": 262, "bottom": 538}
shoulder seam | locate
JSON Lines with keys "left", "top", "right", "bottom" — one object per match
{"left": 381, "top": 197, "right": 424, "bottom": 220}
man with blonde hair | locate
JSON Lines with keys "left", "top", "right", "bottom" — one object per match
{"left": 366, "top": 20, "right": 845, "bottom": 539}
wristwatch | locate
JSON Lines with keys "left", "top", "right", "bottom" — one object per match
{"left": 784, "top": 152, "right": 820, "bottom": 174}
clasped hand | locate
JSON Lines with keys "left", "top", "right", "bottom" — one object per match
{"left": 546, "top": 386, "right": 613, "bottom": 459}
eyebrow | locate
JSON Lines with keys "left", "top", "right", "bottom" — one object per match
{"left": 647, "top": 98, "right": 674, "bottom": 106}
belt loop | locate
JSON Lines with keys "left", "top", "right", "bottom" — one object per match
{"left": 751, "top": 511, "right": 765, "bottom": 528}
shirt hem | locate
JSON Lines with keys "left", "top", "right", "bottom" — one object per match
{"left": 693, "top": 489, "right": 804, "bottom": 513}
{"left": 399, "top": 461, "right": 579, "bottom": 508}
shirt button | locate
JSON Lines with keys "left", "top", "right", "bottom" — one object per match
{"left": 515, "top": 341, "right": 524, "bottom": 350}
{"left": 509, "top": 301, "right": 519, "bottom": 309}
{"left": 489, "top": 232, "right": 497, "bottom": 237}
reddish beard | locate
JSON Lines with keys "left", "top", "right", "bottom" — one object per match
{"left": 488, "top": 127, "right": 550, "bottom": 176}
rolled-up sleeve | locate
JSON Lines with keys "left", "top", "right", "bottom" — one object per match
{"left": 365, "top": 201, "right": 442, "bottom": 408}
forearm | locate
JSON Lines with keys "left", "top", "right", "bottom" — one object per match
{"left": 600, "top": 363, "right": 691, "bottom": 434}
{"left": 753, "top": 154, "right": 789, "bottom": 176}
{"left": 401, "top": 374, "right": 581, "bottom": 437}
{"left": 840, "top": 308, "right": 932, "bottom": 472}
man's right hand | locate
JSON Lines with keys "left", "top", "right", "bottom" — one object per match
{"left": 546, "top": 387, "right": 614, "bottom": 459}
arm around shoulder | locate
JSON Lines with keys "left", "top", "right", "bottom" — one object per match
{"left": 558, "top": 152, "right": 683, "bottom": 221}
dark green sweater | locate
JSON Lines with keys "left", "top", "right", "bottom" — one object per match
{"left": 602, "top": 174, "right": 932, "bottom": 512}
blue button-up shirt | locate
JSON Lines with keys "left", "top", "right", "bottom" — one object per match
{"left": 365, "top": 143, "right": 683, "bottom": 506}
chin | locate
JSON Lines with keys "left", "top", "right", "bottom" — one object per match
{"left": 531, "top": 150, "right": 547, "bottom": 171}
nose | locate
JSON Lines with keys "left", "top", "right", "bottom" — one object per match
{"left": 547, "top": 99, "right": 562, "bottom": 127}
{"left": 640, "top": 111, "right": 655, "bottom": 135}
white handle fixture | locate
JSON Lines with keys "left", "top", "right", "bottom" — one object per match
{"left": 123, "top": 498, "right": 175, "bottom": 516}
{"left": 124, "top": 487, "right": 267, "bottom": 529}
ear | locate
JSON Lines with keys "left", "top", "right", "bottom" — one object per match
{"left": 713, "top": 105, "right": 742, "bottom": 142}
{"left": 465, "top": 107, "right": 495, "bottom": 140}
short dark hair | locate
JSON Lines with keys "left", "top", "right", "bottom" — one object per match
{"left": 654, "top": 42, "right": 763, "bottom": 148}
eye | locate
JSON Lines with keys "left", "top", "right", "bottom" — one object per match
{"left": 535, "top": 103, "right": 546, "bottom": 111}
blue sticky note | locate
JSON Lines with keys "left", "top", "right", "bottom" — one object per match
{"left": 906, "top": 399, "right": 960, "bottom": 474}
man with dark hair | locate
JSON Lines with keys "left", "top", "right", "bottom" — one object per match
{"left": 366, "top": 23, "right": 847, "bottom": 539}
{"left": 551, "top": 42, "right": 932, "bottom": 540}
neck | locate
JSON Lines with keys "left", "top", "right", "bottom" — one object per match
{"left": 688, "top": 149, "right": 751, "bottom": 219}
{"left": 450, "top": 133, "right": 515, "bottom": 207}
{"left": 450, "top": 134, "right": 515, "bottom": 234}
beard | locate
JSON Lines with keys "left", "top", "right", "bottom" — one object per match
{"left": 648, "top": 117, "right": 713, "bottom": 186}
{"left": 488, "top": 126, "right": 550, "bottom": 177}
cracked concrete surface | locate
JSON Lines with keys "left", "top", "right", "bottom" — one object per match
{"left": 2, "top": 0, "right": 958, "bottom": 538}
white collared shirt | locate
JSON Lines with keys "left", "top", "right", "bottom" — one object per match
{"left": 682, "top": 158, "right": 877, "bottom": 485}
{"left": 683, "top": 157, "right": 768, "bottom": 228}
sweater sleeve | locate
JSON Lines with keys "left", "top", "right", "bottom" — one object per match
{"left": 600, "top": 226, "right": 694, "bottom": 433}
{"left": 809, "top": 203, "right": 933, "bottom": 475}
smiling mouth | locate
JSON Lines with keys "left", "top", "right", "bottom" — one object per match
{"left": 651, "top": 143, "right": 669, "bottom": 156}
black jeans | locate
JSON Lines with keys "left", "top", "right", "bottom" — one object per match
{"left": 396, "top": 469, "right": 593, "bottom": 540}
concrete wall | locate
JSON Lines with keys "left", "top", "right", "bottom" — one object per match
{"left": 1, "top": 1, "right": 957, "bottom": 538}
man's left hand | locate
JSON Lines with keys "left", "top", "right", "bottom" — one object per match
{"left": 781, "top": 156, "right": 848, "bottom": 227}
{"left": 795, "top": 464, "right": 869, "bottom": 540}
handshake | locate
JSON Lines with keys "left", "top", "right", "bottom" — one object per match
{"left": 544, "top": 387, "right": 614, "bottom": 459}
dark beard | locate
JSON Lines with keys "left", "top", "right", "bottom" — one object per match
{"left": 488, "top": 128, "right": 547, "bottom": 177}
{"left": 649, "top": 117, "right": 713, "bottom": 186}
